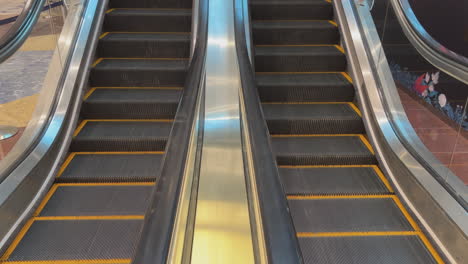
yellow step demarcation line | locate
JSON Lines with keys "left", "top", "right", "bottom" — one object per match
{"left": 1, "top": 180, "right": 150, "bottom": 261}
{"left": 73, "top": 119, "right": 174, "bottom": 137}
{"left": 289, "top": 194, "right": 443, "bottom": 263}
{"left": 270, "top": 133, "right": 375, "bottom": 154}
{"left": 57, "top": 151, "right": 165, "bottom": 178}
{"left": 297, "top": 231, "right": 419, "bottom": 237}
{"left": 2, "top": 259, "right": 131, "bottom": 264}
{"left": 277, "top": 164, "right": 393, "bottom": 193}
{"left": 83, "top": 86, "right": 183, "bottom": 100}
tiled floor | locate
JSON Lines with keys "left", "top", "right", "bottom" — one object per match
{"left": 398, "top": 88, "right": 468, "bottom": 184}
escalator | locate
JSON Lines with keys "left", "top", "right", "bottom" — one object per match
{"left": 249, "top": 0, "right": 444, "bottom": 262}
{"left": 0, "top": 0, "right": 191, "bottom": 261}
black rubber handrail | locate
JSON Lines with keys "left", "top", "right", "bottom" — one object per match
{"left": 0, "top": 0, "right": 49, "bottom": 63}
{"left": 130, "top": 0, "right": 208, "bottom": 262}
{"left": 389, "top": 0, "right": 468, "bottom": 83}
{"left": 233, "top": 0, "right": 303, "bottom": 263}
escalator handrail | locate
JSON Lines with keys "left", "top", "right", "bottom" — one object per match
{"left": 335, "top": 1, "right": 468, "bottom": 262}
{"left": 233, "top": 0, "right": 304, "bottom": 262}
{"left": 0, "top": 0, "right": 47, "bottom": 63}
{"left": 389, "top": 0, "right": 468, "bottom": 84}
{"left": 130, "top": 0, "right": 208, "bottom": 262}
{"left": 0, "top": 0, "right": 107, "bottom": 253}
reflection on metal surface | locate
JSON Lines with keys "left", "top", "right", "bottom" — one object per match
{"left": 190, "top": 0, "right": 255, "bottom": 262}
{"left": 0, "top": 126, "right": 18, "bottom": 140}
{"left": 335, "top": 1, "right": 468, "bottom": 262}
{"left": 167, "top": 74, "right": 204, "bottom": 264}
{"left": 0, "top": 0, "right": 105, "bottom": 252}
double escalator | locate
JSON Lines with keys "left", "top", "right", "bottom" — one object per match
{"left": 1, "top": 0, "right": 191, "bottom": 262}
{"left": 250, "top": 0, "right": 443, "bottom": 263}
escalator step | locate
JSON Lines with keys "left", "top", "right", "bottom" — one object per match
{"left": 72, "top": 121, "right": 172, "bottom": 152}
{"left": 288, "top": 198, "right": 413, "bottom": 232}
{"left": 82, "top": 88, "right": 182, "bottom": 119}
{"left": 104, "top": 8, "right": 191, "bottom": 32}
{"left": 256, "top": 73, "right": 354, "bottom": 102}
{"left": 90, "top": 58, "right": 188, "bottom": 87}
{"left": 6, "top": 220, "right": 142, "bottom": 261}
{"left": 298, "top": 236, "right": 437, "bottom": 264}
{"left": 272, "top": 136, "right": 376, "bottom": 165}
{"left": 250, "top": 0, "right": 332, "bottom": 20}
{"left": 252, "top": 20, "right": 339, "bottom": 45}
{"left": 280, "top": 167, "right": 391, "bottom": 195}
{"left": 98, "top": 32, "right": 190, "bottom": 58}
{"left": 58, "top": 153, "right": 163, "bottom": 182}
{"left": 255, "top": 45, "right": 346, "bottom": 72}
{"left": 110, "top": 0, "right": 192, "bottom": 9}
{"left": 263, "top": 103, "right": 364, "bottom": 134}
{"left": 39, "top": 184, "right": 153, "bottom": 216}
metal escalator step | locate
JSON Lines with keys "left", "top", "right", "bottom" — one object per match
{"left": 256, "top": 73, "right": 354, "bottom": 102}
{"left": 252, "top": 20, "right": 339, "bottom": 45}
{"left": 104, "top": 8, "right": 191, "bottom": 32}
{"left": 110, "top": 0, "right": 192, "bottom": 9}
{"left": 39, "top": 184, "right": 153, "bottom": 216}
{"left": 58, "top": 153, "right": 162, "bottom": 182}
{"left": 263, "top": 103, "right": 364, "bottom": 134}
{"left": 288, "top": 198, "right": 413, "bottom": 232}
{"left": 71, "top": 121, "right": 172, "bottom": 152}
{"left": 82, "top": 88, "right": 182, "bottom": 119}
{"left": 90, "top": 58, "right": 188, "bottom": 87}
{"left": 98, "top": 32, "right": 190, "bottom": 58}
{"left": 250, "top": 0, "right": 332, "bottom": 20}
{"left": 6, "top": 219, "right": 142, "bottom": 261}
{"left": 255, "top": 46, "right": 346, "bottom": 72}
{"left": 298, "top": 236, "right": 437, "bottom": 264}
{"left": 272, "top": 136, "right": 376, "bottom": 165}
{"left": 280, "top": 167, "right": 391, "bottom": 195}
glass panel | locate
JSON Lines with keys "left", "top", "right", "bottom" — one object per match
{"left": 369, "top": 0, "right": 468, "bottom": 189}
{"left": 0, "top": 0, "right": 66, "bottom": 160}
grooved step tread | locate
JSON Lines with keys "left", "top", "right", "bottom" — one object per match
{"left": 107, "top": 8, "right": 192, "bottom": 16}
{"left": 298, "top": 236, "right": 437, "bottom": 264}
{"left": 280, "top": 167, "right": 391, "bottom": 195}
{"left": 58, "top": 153, "right": 163, "bottom": 182}
{"left": 82, "top": 88, "right": 182, "bottom": 119}
{"left": 90, "top": 59, "right": 188, "bottom": 87}
{"left": 255, "top": 45, "right": 343, "bottom": 56}
{"left": 263, "top": 103, "right": 364, "bottom": 134}
{"left": 255, "top": 46, "right": 346, "bottom": 72}
{"left": 93, "top": 58, "right": 189, "bottom": 70}
{"left": 110, "top": 0, "right": 192, "bottom": 9}
{"left": 39, "top": 185, "right": 153, "bottom": 216}
{"left": 104, "top": 8, "right": 191, "bottom": 32}
{"left": 256, "top": 73, "right": 354, "bottom": 102}
{"left": 288, "top": 198, "right": 413, "bottom": 232}
{"left": 272, "top": 136, "right": 376, "bottom": 165}
{"left": 6, "top": 220, "right": 142, "bottom": 261}
{"left": 72, "top": 121, "right": 172, "bottom": 152}
{"left": 250, "top": 0, "right": 332, "bottom": 20}
{"left": 98, "top": 32, "right": 190, "bottom": 58}
{"left": 85, "top": 88, "right": 182, "bottom": 103}
{"left": 252, "top": 20, "right": 339, "bottom": 45}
